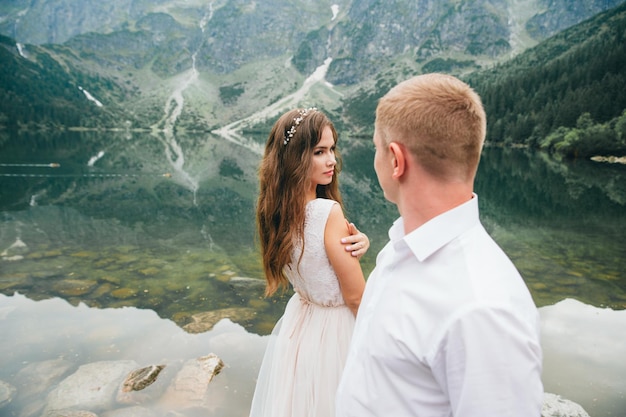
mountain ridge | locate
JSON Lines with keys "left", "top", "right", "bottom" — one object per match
{"left": 1, "top": 0, "right": 625, "bottom": 149}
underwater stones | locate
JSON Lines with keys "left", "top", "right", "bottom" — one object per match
{"left": 70, "top": 251, "right": 98, "bottom": 259}
{"left": 0, "top": 276, "right": 22, "bottom": 291}
{"left": 248, "top": 297, "right": 270, "bottom": 310}
{"left": 91, "top": 282, "right": 116, "bottom": 299}
{"left": 228, "top": 276, "right": 265, "bottom": 290}
{"left": 122, "top": 365, "right": 166, "bottom": 393}
{"left": 52, "top": 279, "right": 98, "bottom": 297}
{"left": 42, "top": 409, "right": 98, "bottom": 417}
{"left": 14, "top": 358, "right": 74, "bottom": 399}
{"left": 110, "top": 288, "right": 139, "bottom": 299}
{"left": 542, "top": 393, "right": 590, "bottom": 417}
{"left": 137, "top": 267, "right": 159, "bottom": 277}
{"left": 159, "top": 354, "right": 224, "bottom": 409}
{"left": 45, "top": 360, "right": 139, "bottom": 413}
{"left": 101, "top": 405, "right": 153, "bottom": 417}
{"left": 100, "top": 275, "right": 122, "bottom": 285}
{"left": 26, "top": 249, "right": 63, "bottom": 260}
{"left": 198, "top": 354, "right": 225, "bottom": 383}
{"left": 113, "top": 253, "right": 140, "bottom": 265}
{"left": 182, "top": 307, "right": 257, "bottom": 333}
{"left": 0, "top": 380, "right": 16, "bottom": 408}
{"left": 530, "top": 282, "right": 549, "bottom": 290}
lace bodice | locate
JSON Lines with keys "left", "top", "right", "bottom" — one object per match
{"left": 284, "top": 198, "right": 345, "bottom": 307}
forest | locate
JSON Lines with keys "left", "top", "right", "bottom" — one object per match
{"left": 1, "top": 2, "right": 626, "bottom": 159}
{"left": 467, "top": 1, "right": 626, "bottom": 157}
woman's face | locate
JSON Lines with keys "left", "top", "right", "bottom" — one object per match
{"left": 308, "top": 126, "right": 337, "bottom": 190}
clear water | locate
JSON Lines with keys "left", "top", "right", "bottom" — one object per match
{"left": 1, "top": 130, "right": 625, "bottom": 416}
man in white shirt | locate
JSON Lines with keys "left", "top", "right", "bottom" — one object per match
{"left": 336, "top": 73, "right": 543, "bottom": 417}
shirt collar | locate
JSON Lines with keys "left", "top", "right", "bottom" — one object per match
{"left": 389, "top": 193, "right": 480, "bottom": 262}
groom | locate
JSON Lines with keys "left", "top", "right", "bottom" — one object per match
{"left": 336, "top": 73, "right": 544, "bottom": 416}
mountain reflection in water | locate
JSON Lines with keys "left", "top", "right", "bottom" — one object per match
{"left": 1, "top": 129, "right": 625, "bottom": 416}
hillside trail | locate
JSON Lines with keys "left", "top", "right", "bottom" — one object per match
{"left": 212, "top": 57, "right": 335, "bottom": 155}
{"left": 212, "top": 3, "right": 346, "bottom": 152}
{"left": 150, "top": 4, "right": 217, "bottom": 204}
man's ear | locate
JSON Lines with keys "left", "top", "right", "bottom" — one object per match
{"left": 389, "top": 142, "right": 406, "bottom": 179}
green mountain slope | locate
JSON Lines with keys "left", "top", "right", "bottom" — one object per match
{"left": 1, "top": 0, "right": 625, "bottom": 160}
{"left": 466, "top": 2, "right": 626, "bottom": 157}
{"left": 341, "top": 2, "right": 626, "bottom": 158}
{"left": 0, "top": 35, "right": 130, "bottom": 129}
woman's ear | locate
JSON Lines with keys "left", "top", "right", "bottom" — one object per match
{"left": 389, "top": 142, "right": 406, "bottom": 180}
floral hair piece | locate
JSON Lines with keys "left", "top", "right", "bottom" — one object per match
{"left": 283, "top": 107, "right": 317, "bottom": 145}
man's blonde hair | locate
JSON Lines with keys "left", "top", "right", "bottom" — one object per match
{"left": 375, "top": 73, "right": 486, "bottom": 182}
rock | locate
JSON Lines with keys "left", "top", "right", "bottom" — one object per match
{"left": 182, "top": 308, "right": 257, "bottom": 333}
{"left": 14, "top": 358, "right": 75, "bottom": 399}
{"left": 116, "top": 364, "right": 174, "bottom": 406}
{"left": 0, "top": 380, "right": 17, "bottom": 408}
{"left": 110, "top": 288, "right": 139, "bottom": 299}
{"left": 228, "top": 276, "right": 264, "bottom": 288}
{"left": 52, "top": 279, "right": 98, "bottom": 297}
{"left": 42, "top": 410, "right": 99, "bottom": 417}
{"left": 198, "top": 354, "right": 224, "bottom": 383}
{"left": 101, "top": 405, "right": 153, "bottom": 417}
{"left": 158, "top": 354, "right": 225, "bottom": 409}
{"left": 121, "top": 364, "right": 166, "bottom": 392}
{"left": 45, "top": 360, "right": 138, "bottom": 413}
{"left": 13, "top": 357, "right": 75, "bottom": 417}
{"left": 542, "top": 392, "right": 590, "bottom": 417}
{"left": 20, "top": 400, "right": 47, "bottom": 417}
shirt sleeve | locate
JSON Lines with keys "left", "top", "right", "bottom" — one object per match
{"left": 430, "top": 306, "right": 544, "bottom": 417}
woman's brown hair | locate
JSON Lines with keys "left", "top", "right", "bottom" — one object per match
{"left": 257, "top": 108, "right": 343, "bottom": 296}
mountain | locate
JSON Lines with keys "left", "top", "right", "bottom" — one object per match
{"left": 465, "top": 1, "right": 626, "bottom": 157}
{"left": 0, "top": 0, "right": 624, "bottom": 137}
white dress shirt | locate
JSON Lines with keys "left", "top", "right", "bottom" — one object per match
{"left": 336, "top": 195, "right": 543, "bottom": 417}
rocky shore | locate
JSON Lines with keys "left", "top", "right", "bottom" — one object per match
{"left": 2, "top": 293, "right": 623, "bottom": 416}
{"left": 0, "top": 349, "right": 590, "bottom": 417}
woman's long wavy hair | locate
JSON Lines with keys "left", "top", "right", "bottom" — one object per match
{"left": 257, "top": 108, "right": 344, "bottom": 296}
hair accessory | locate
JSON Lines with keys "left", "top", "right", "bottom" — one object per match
{"left": 283, "top": 107, "right": 317, "bottom": 145}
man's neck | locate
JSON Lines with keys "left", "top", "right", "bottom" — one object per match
{"left": 398, "top": 182, "right": 474, "bottom": 235}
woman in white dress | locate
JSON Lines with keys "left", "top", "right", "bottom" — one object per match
{"left": 250, "top": 108, "right": 367, "bottom": 417}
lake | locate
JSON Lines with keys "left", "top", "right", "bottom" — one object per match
{"left": 1, "top": 129, "right": 625, "bottom": 416}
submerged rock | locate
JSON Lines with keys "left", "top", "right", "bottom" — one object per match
{"left": 52, "top": 279, "right": 98, "bottom": 297}
{"left": 101, "top": 405, "right": 153, "bottom": 417}
{"left": 542, "top": 393, "right": 590, "bottom": 417}
{"left": 14, "top": 358, "right": 74, "bottom": 405}
{"left": 45, "top": 360, "right": 138, "bottom": 413}
{"left": 198, "top": 354, "right": 224, "bottom": 382}
{"left": 158, "top": 353, "right": 225, "bottom": 409}
{"left": 0, "top": 380, "right": 16, "bottom": 408}
{"left": 122, "top": 365, "right": 166, "bottom": 392}
{"left": 183, "top": 307, "right": 257, "bottom": 333}
{"left": 42, "top": 410, "right": 98, "bottom": 417}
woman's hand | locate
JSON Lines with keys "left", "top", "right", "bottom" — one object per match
{"left": 341, "top": 222, "right": 370, "bottom": 258}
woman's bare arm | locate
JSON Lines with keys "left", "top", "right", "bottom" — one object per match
{"left": 325, "top": 204, "right": 366, "bottom": 316}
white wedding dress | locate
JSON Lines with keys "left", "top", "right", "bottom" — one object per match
{"left": 249, "top": 198, "right": 356, "bottom": 417}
